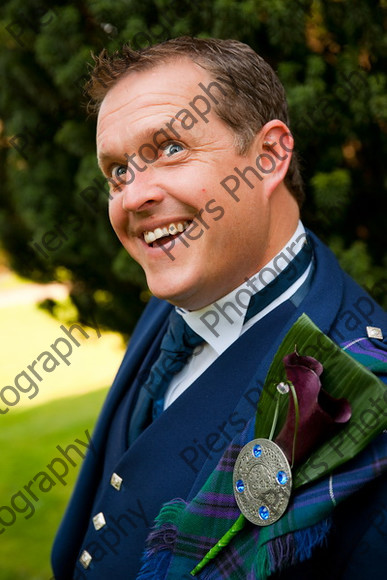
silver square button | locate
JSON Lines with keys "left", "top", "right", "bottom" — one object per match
{"left": 92, "top": 512, "right": 106, "bottom": 530}
{"left": 366, "top": 326, "right": 384, "bottom": 340}
{"left": 110, "top": 472, "right": 123, "bottom": 490}
{"left": 79, "top": 550, "right": 92, "bottom": 569}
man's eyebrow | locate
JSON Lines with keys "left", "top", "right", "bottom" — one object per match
{"left": 97, "top": 152, "right": 120, "bottom": 170}
{"left": 97, "top": 121, "right": 184, "bottom": 167}
{"left": 136, "top": 123, "right": 182, "bottom": 143}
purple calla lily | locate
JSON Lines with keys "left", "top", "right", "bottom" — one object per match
{"left": 275, "top": 350, "right": 352, "bottom": 466}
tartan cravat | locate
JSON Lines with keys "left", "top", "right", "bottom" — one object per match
{"left": 128, "top": 310, "right": 204, "bottom": 445}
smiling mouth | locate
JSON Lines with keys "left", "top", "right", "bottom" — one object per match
{"left": 143, "top": 221, "right": 191, "bottom": 246}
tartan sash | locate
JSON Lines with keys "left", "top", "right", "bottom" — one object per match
{"left": 137, "top": 416, "right": 386, "bottom": 579}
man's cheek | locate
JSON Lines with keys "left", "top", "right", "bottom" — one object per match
{"left": 109, "top": 204, "right": 127, "bottom": 239}
{"left": 108, "top": 202, "right": 117, "bottom": 229}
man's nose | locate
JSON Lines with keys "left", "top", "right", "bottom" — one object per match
{"left": 119, "top": 166, "right": 165, "bottom": 212}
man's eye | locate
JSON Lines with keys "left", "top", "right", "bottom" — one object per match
{"left": 163, "top": 142, "right": 184, "bottom": 156}
{"left": 111, "top": 165, "right": 127, "bottom": 179}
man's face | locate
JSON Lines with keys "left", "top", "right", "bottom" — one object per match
{"left": 97, "top": 59, "right": 273, "bottom": 310}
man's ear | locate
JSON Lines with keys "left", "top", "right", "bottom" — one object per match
{"left": 250, "top": 120, "right": 294, "bottom": 198}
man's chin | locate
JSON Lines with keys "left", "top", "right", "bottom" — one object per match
{"left": 146, "top": 277, "right": 197, "bottom": 310}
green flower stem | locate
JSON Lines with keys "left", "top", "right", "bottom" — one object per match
{"left": 190, "top": 514, "right": 246, "bottom": 576}
{"left": 287, "top": 381, "right": 300, "bottom": 467}
{"left": 268, "top": 394, "right": 280, "bottom": 441}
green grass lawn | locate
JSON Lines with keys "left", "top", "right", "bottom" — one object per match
{"left": 0, "top": 300, "right": 124, "bottom": 411}
{"left": 0, "top": 388, "right": 109, "bottom": 579}
{"left": 0, "top": 274, "right": 128, "bottom": 577}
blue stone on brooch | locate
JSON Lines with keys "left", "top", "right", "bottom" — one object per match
{"left": 252, "top": 444, "right": 262, "bottom": 458}
{"left": 276, "top": 471, "right": 288, "bottom": 485}
{"left": 235, "top": 479, "right": 245, "bottom": 493}
{"left": 259, "top": 506, "right": 270, "bottom": 520}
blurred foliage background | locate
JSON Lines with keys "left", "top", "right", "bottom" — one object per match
{"left": 0, "top": 0, "right": 386, "bottom": 337}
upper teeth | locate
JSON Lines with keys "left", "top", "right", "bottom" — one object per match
{"left": 144, "top": 221, "right": 190, "bottom": 245}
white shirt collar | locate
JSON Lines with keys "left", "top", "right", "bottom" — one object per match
{"left": 176, "top": 221, "right": 307, "bottom": 354}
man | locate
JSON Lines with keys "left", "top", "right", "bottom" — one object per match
{"left": 52, "top": 37, "right": 387, "bottom": 579}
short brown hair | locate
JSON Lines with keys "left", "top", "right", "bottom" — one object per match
{"left": 86, "top": 37, "right": 304, "bottom": 205}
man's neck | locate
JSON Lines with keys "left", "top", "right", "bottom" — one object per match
{"left": 176, "top": 221, "right": 311, "bottom": 353}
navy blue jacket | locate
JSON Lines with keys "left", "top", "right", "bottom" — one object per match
{"left": 52, "top": 233, "right": 387, "bottom": 579}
